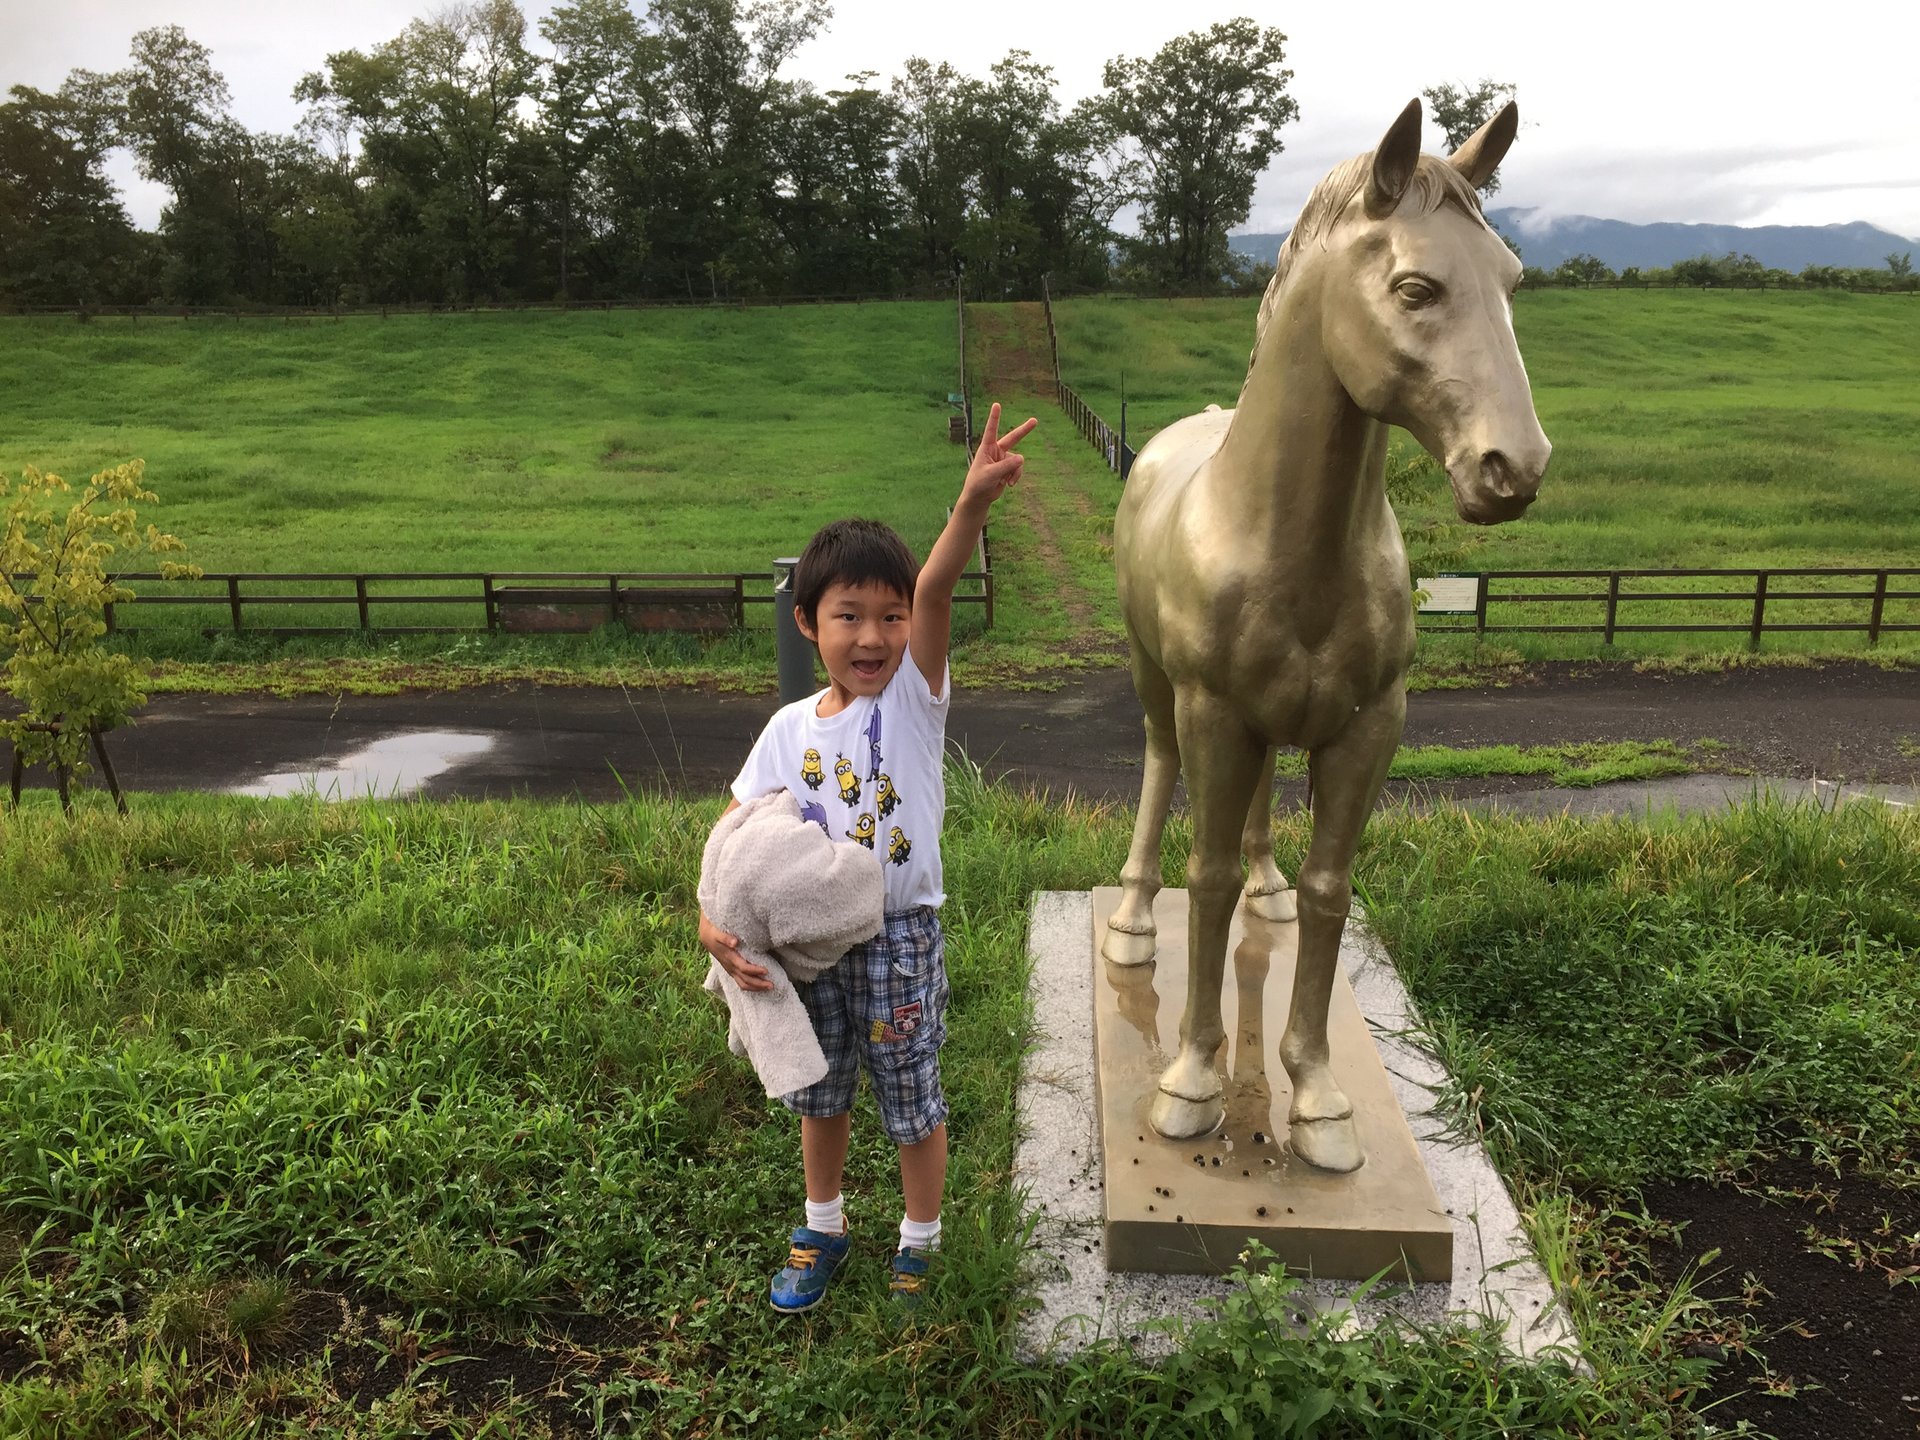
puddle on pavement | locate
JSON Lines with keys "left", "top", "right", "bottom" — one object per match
{"left": 231, "top": 731, "right": 495, "bottom": 800}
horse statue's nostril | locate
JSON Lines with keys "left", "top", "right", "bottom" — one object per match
{"left": 1480, "top": 449, "right": 1515, "bottom": 497}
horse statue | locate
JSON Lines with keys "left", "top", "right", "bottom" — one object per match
{"left": 1101, "top": 98, "right": 1550, "bottom": 1172}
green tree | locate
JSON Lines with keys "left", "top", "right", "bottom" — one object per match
{"left": 1553, "top": 253, "right": 1614, "bottom": 286}
{"left": 1098, "top": 19, "right": 1299, "bottom": 289}
{"left": 1888, "top": 251, "right": 1914, "bottom": 289}
{"left": 301, "top": 1, "right": 538, "bottom": 301}
{"left": 1421, "top": 78, "right": 1517, "bottom": 194}
{"left": 1, "top": 461, "right": 198, "bottom": 813}
{"left": 0, "top": 84, "right": 149, "bottom": 305}
{"left": 891, "top": 58, "right": 970, "bottom": 289}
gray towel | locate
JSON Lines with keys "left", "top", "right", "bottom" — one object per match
{"left": 699, "top": 789, "right": 885, "bottom": 1097}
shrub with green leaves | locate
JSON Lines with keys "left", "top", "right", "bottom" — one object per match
{"left": 0, "top": 458, "right": 197, "bottom": 802}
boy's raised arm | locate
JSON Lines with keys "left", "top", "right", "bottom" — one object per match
{"left": 912, "top": 402, "right": 1037, "bottom": 692}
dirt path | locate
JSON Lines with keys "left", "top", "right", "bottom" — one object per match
{"left": 10, "top": 660, "right": 1912, "bottom": 804}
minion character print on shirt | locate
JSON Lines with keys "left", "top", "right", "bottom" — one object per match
{"left": 834, "top": 755, "right": 861, "bottom": 807}
{"left": 875, "top": 773, "right": 900, "bottom": 819}
{"left": 800, "top": 748, "right": 825, "bottom": 791}
{"left": 887, "top": 825, "right": 911, "bottom": 867}
{"left": 847, "top": 814, "right": 877, "bottom": 848}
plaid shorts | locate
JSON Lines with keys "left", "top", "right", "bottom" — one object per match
{"left": 781, "top": 907, "right": 950, "bottom": 1145}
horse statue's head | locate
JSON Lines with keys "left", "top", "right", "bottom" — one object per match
{"left": 1254, "top": 98, "right": 1551, "bottom": 524}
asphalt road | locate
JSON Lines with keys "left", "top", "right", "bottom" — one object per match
{"left": 6, "top": 661, "right": 1913, "bottom": 808}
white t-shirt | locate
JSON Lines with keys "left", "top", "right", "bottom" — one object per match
{"left": 731, "top": 648, "right": 950, "bottom": 912}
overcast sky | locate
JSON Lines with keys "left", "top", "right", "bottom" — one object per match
{"left": 6, "top": 0, "right": 1918, "bottom": 241}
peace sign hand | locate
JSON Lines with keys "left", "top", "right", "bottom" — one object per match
{"left": 962, "top": 402, "right": 1038, "bottom": 509}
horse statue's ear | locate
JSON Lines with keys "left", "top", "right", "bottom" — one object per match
{"left": 1366, "top": 98, "right": 1425, "bottom": 218}
{"left": 1448, "top": 101, "right": 1519, "bottom": 190}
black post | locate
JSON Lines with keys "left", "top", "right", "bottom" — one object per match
{"left": 483, "top": 575, "right": 498, "bottom": 631}
{"left": 1604, "top": 572, "right": 1620, "bottom": 646}
{"left": 90, "top": 730, "right": 128, "bottom": 816}
{"left": 1474, "top": 574, "right": 1490, "bottom": 638}
{"left": 1749, "top": 571, "right": 1769, "bottom": 652}
{"left": 227, "top": 576, "right": 243, "bottom": 633}
{"left": 356, "top": 576, "right": 370, "bottom": 631}
{"left": 1868, "top": 570, "right": 1887, "bottom": 645}
{"left": 774, "top": 557, "right": 813, "bottom": 704}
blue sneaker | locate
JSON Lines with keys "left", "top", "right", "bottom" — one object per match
{"left": 889, "top": 1246, "right": 931, "bottom": 1313}
{"left": 769, "top": 1226, "right": 852, "bottom": 1314}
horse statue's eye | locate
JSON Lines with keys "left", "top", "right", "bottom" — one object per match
{"left": 1395, "top": 278, "right": 1437, "bottom": 306}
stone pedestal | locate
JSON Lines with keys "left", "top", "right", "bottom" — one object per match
{"left": 1092, "top": 887, "right": 1452, "bottom": 1280}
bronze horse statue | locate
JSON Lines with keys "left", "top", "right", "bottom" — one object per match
{"left": 1101, "top": 98, "right": 1550, "bottom": 1171}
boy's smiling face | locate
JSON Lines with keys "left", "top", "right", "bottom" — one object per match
{"left": 798, "top": 581, "right": 913, "bottom": 709}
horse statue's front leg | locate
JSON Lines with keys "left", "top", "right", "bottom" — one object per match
{"left": 1151, "top": 705, "right": 1265, "bottom": 1139}
{"left": 1282, "top": 694, "right": 1404, "bottom": 1172}
{"left": 1103, "top": 657, "right": 1180, "bottom": 967}
{"left": 1241, "top": 747, "right": 1297, "bottom": 922}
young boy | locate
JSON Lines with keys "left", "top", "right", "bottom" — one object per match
{"left": 699, "top": 403, "right": 1037, "bottom": 1313}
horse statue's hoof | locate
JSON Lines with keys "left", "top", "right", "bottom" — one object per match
{"left": 1101, "top": 923, "right": 1158, "bottom": 968}
{"left": 1243, "top": 884, "right": 1297, "bottom": 923}
{"left": 1288, "top": 1115, "right": 1363, "bottom": 1173}
{"left": 1151, "top": 1087, "right": 1224, "bottom": 1140}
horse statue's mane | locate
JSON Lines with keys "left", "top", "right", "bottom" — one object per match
{"left": 1248, "top": 153, "right": 1490, "bottom": 377}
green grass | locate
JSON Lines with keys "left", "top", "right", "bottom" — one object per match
{"left": 2, "top": 778, "right": 1914, "bottom": 1433}
{"left": 1052, "top": 291, "right": 1920, "bottom": 664}
{"left": 1272, "top": 738, "right": 1698, "bottom": 788}
{"left": 2, "top": 306, "right": 1130, "bottom": 679}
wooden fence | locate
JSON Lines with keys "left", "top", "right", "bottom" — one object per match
{"left": 61, "top": 568, "right": 994, "bottom": 637}
{"left": 1420, "top": 567, "right": 1919, "bottom": 648}
{"left": 2, "top": 290, "right": 958, "bottom": 322}
{"left": 1040, "top": 276, "right": 1135, "bottom": 478}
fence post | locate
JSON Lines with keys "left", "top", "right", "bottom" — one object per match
{"left": 483, "top": 575, "right": 498, "bottom": 631}
{"left": 227, "top": 576, "right": 243, "bottom": 634}
{"left": 1748, "top": 571, "right": 1769, "bottom": 652}
{"left": 355, "top": 576, "right": 370, "bottom": 631}
{"left": 1474, "top": 573, "right": 1490, "bottom": 638}
{"left": 1603, "top": 571, "right": 1620, "bottom": 645}
{"left": 1867, "top": 569, "right": 1887, "bottom": 645}
{"left": 984, "top": 568, "right": 995, "bottom": 630}
{"left": 774, "top": 557, "right": 813, "bottom": 704}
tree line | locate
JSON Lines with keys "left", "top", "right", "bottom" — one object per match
{"left": 0, "top": 3, "right": 1301, "bottom": 308}
{"left": 1538, "top": 249, "right": 1918, "bottom": 292}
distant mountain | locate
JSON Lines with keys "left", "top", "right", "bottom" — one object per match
{"left": 1228, "top": 212, "right": 1918, "bottom": 273}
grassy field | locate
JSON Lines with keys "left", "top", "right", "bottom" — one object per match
{"left": 2, "top": 305, "right": 1127, "bottom": 681}
{"left": 2, "top": 779, "right": 1914, "bottom": 1434}
{"left": 1052, "top": 291, "right": 1920, "bottom": 662}
{"left": 1052, "top": 290, "right": 1919, "bottom": 573}
{"left": 6, "top": 294, "right": 1916, "bottom": 685}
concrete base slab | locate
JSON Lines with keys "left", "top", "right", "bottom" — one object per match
{"left": 1091, "top": 888, "right": 1451, "bottom": 1280}
{"left": 1015, "top": 890, "right": 1578, "bottom": 1362}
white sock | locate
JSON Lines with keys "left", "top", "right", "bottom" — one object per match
{"left": 899, "top": 1214, "right": 941, "bottom": 1253}
{"left": 804, "top": 1194, "right": 845, "bottom": 1235}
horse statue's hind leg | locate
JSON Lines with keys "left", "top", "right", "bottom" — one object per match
{"left": 1148, "top": 693, "right": 1267, "bottom": 1139}
{"left": 1280, "top": 693, "right": 1404, "bottom": 1172}
{"left": 1103, "top": 652, "right": 1180, "bottom": 968}
{"left": 1241, "top": 748, "right": 1296, "bottom": 922}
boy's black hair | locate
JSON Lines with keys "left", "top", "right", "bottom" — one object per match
{"left": 793, "top": 518, "right": 919, "bottom": 626}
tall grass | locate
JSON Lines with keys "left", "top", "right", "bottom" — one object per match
{"left": 0, "top": 779, "right": 1913, "bottom": 1433}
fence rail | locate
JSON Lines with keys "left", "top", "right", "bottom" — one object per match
{"left": 1420, "top": 567, "right": 1919, "bottom": 648}
{"left": 19, "top": 569, "right": 993, "bottom": 637}
{"left": 2, "top": 290, "right": 958, "bottom": 322}
{"left": 1040, "top": 276, "right": 1135, "bottom": 478}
